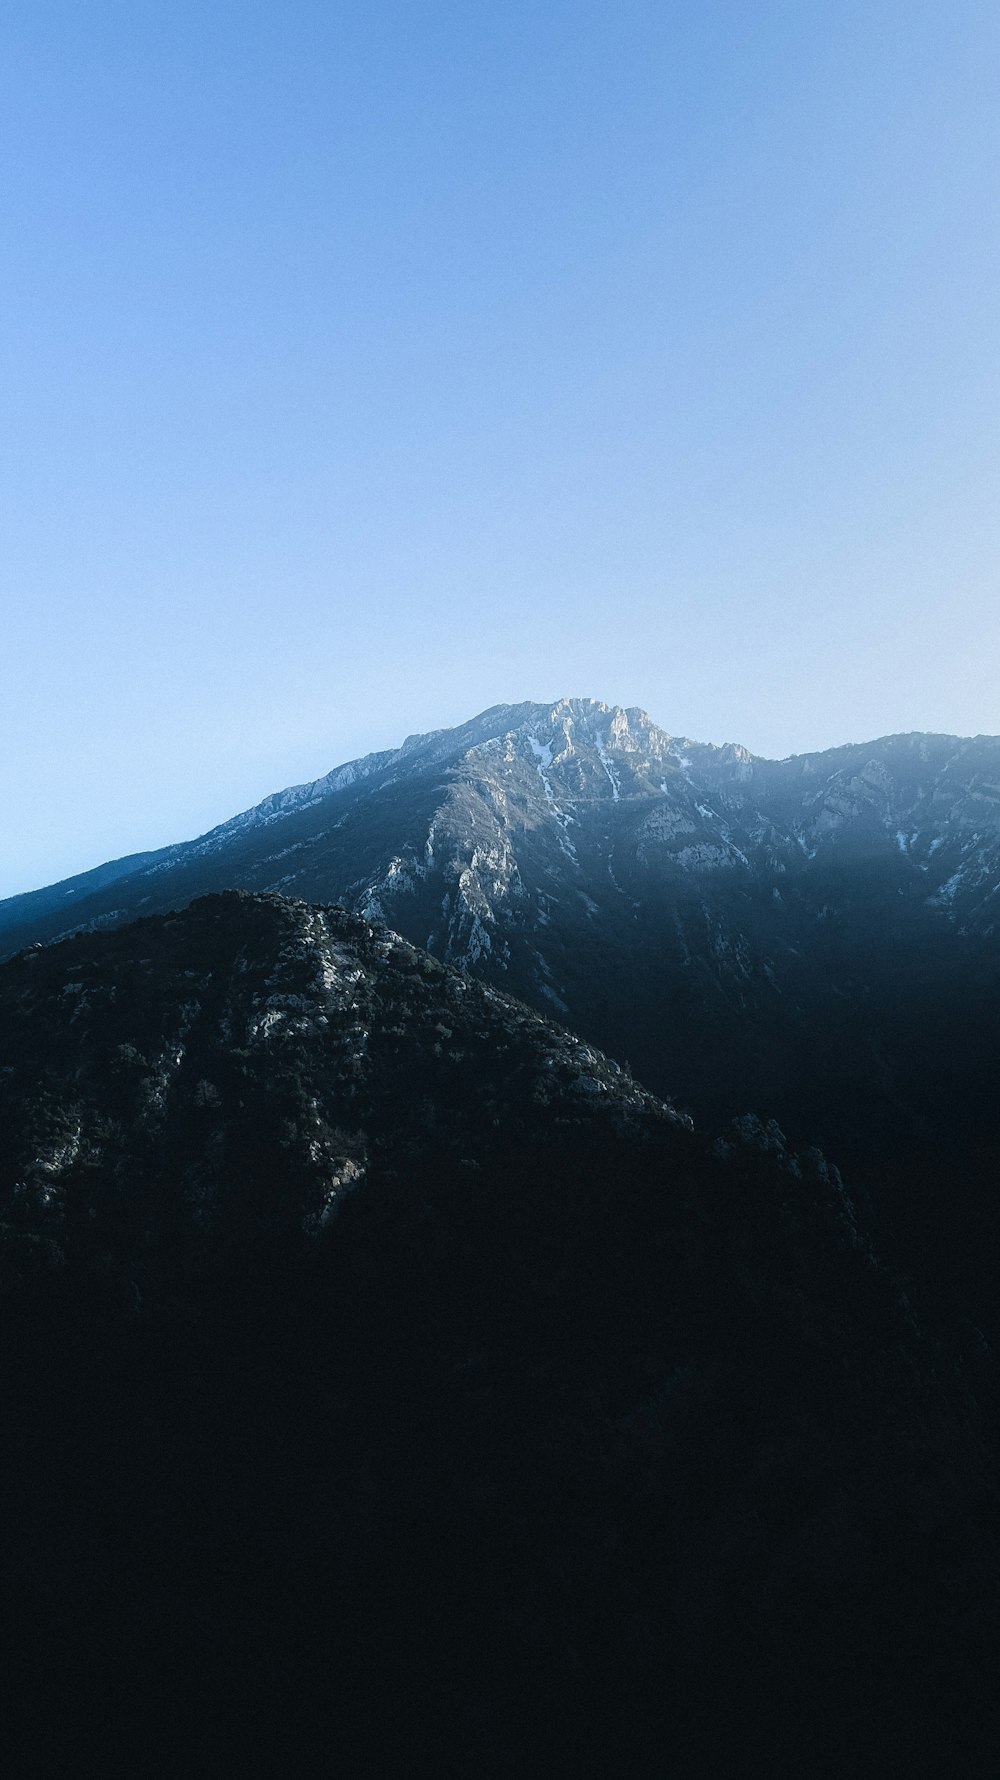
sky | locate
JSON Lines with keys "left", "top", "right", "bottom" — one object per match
{"left": 2, "top": 0, "right": 999, "bottom": 897}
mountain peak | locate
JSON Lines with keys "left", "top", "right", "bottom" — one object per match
{"left": 5, "top": 702, "right": 1000, "bottom": 985}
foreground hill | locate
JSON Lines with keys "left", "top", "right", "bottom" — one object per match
{"left": 0, "top": 888, "right": 675, "bottom": 1262}
{"left": 0, "top": 893, "right": 997, "bottom": 1775}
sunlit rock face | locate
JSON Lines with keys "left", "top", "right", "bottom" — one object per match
{"left": 6, "top": 702, "right": 1000, "bottom": 965}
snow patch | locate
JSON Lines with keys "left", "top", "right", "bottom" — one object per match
{"left": 526, "top": 733, "right": 578, "bottom": 863}
{"left": 594, "top": 731, "right": 621, "bottom": 801}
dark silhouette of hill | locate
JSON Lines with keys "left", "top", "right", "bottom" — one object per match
{"left": 0, "top": 893, "right": 996, "bottom": 1775}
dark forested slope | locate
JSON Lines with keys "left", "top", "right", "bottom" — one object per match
{"left": 0, "top": 893, "right": 996, "bottom": 1775}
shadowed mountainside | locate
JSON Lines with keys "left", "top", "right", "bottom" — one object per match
{"left": 0, "top": 892, "right": 997, "bottom": 1775}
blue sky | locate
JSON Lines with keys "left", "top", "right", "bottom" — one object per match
{"left": 2, "top": 0, "right": 999, "bottom": 896}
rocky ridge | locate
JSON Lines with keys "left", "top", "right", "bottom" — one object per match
{"left": 6, "top": 698, "right": 1000, "bottom": 969}
{"left": 0, "top": 889, "right": 678, "bottom": 1267}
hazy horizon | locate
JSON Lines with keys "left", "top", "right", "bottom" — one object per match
{"left": 3, "top": 1, "right": 999, "bottom": 897}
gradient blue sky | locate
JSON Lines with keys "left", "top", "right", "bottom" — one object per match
{"left": 2, "top": 0, "right": 999, "bottom": 896}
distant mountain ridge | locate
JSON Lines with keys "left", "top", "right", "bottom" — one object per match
{"left": 5, "top": 696, "right": 1000, "bottom": 961}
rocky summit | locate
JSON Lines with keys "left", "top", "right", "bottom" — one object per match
{"left": 6, "top": 699, "right": 1000, "bottom": 968}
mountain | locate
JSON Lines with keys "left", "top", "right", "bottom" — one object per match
{"left": 9, "top": 698, "right": 1000, "bottom": 969}
{"left": 1, "top": 892, "right": 997, "bottom": 1775}
{"left": 6, "top": 697, "right": 1000, "bottom": 1323}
